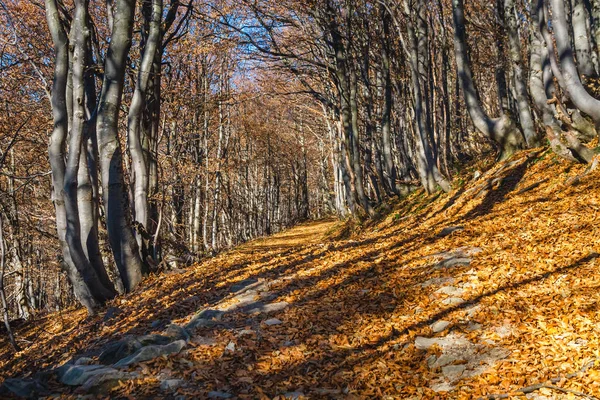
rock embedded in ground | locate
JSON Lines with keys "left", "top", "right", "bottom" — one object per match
{"left": 441, "top": 297, "right": 465, "bottom": 306}
{"left": 113, "top": 340, "right": 187, "bottom": 367}
{"left": 57, "top": 364, "right": 137, "bottom": 394}
{"left": 160, "top": 379, "right": 185, "bottom": 391}
{"left": 0, "top": 377, "right": 49, "bottom": 398}
{"left": 441, "top": 364, "right": 466, "bottom": 380}
{"left": 421, "top": 277, "right": 455, "bottom": 288}
{"left": 284, "top": 391, "right": 305, "bottom": 399}
{"left": 435, "top": 286, "right": 466, "bottom": 297}
{"left": 431, "top": 320, "right": 451, "bottom": 333}
{"left": 163, "top": 324, "right": 191, "bottom": 341}
{"left": 264, "top": 318, "right": 282, "bottom": 326}
{"left": 246, "top": 301, "right": 289, "bottom": 314}
{"left": 208, "top": 391, "right": 233, "bottom": 399}
{"left": 437, "top": 226, "right": 464, "bottom": 237}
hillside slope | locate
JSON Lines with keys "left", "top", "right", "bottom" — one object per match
{"left": 3, "top": 148, "right": 600, "bottom": 399}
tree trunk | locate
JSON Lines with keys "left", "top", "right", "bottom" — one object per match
{"left": 451, "top": 0, "right": 525, "bottom": 158}
{"left": 504, "top": 0, "right": 538, "bottom": 146}
{"left": 96, "top": 0, "right": 144, "bottom": 292}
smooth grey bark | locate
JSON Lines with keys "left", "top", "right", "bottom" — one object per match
{"left": 0, "top": 211, "right": 18, "bottom": 351}
{"left": 571, "top": 0, "right": 597, "bottom": 77}
{"left": 411, "top": 0, "right": 450, "bottom": 193}
{"left": 45, "top": 0, "right": 98, "bottom": 313}
{"left": 128, "top": 0, "right": 162, "bottom": 259}
{"left": 549, "top": 0, "right": 600, "bottom": 124}
{"left": 96, "top": 0, "right": 144, "bottom": 292}
{"left": 64, "top": 0, "right": 116, "bottom": 302}
{"left": 504, "top": 0, "right": 538, "bottom": 146}
{"left": 451, "top": 0, "right": 525, "bottom": 158}
{"left": 592, "top": 0, "right": 600, "bottom": 59}
{"left": 530, "top": 0, "right": 594, "bottom": 162}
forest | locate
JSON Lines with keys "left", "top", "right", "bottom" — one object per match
{"left": 2, "top": 0, "right": 600, "bottom": 398}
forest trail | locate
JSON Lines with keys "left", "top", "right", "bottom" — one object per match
{"left": 3, "top": 149, "right": 600, "bottom": 399}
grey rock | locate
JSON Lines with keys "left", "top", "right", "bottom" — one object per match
{"left": 99, "top": 335, "right": 159, "bottom": 364}
{"left": 151, "top": 319, "right": 168, "bottom": 329}
{"left": 264, "top": 318, "right": 282, "bottom": 326}
{"left": 230, "top": 278, "right": 259, "bottom": 293}
{"left": 186, "top": 309, "right": 225, "bottom": 330}
{"left": 237, "top": 329, "right": 255, "bottom": 337}
{"left": 225, "top": 342, "right": 236, "bottom": 352}
{"left": 494, "top": 324, "right": 514, "bottom": 338}
{"left": 441, "top": 297, "right": 465, "bottom": 306}
{"left": 436, "top": 286, "right": 465, "bottom": 297}
{"left": 175, "top": 396, "right": 187, "bottom": 400}
{"left": 431, "top": 320, "right": 450, "bottom": 333}
{"left": 75, "top": 357, "right": 95, "bottom": 366}
{"left": 113, "top": 340, "right": 186, "bottom": 367}
{"left": 191, "top": 336, "right": 217, "bottom": 346}
{"left": 57, "top": 364, "right": 136, "bottom": 392}
{"left": 1, "top": 378, "right": 49, "bottom": 399}
{"left": 442, "top": 364, "right": 466, "bottom": 380}
{"left": 432, "top": 354, "right": 457, "bottom": 368}
{"left": 246, "top": 301, "right": 289, "bottom": 314}
{"left": 430, "top": 381, "right": 455, "bottom": 393}
{"left": 208, "top": 391, "right": 233, "bottom": 399}
{"left": 426, "top": 355, "right": 437, "bottom": 368}
{"left": 284, "top": 391, "right": 305, "bottom": 399}
{"left": 436, "top": 257, "right": 471, "bottom": 269}
{"left": 421, "top": 277, "right": 455, "bottom": 288}
{"left": 466, "top": 322, "right": 482, "bottom": 332}
{"left": 415, "top": 336, "right": 438, "bottom": 350}
{"left": 437, "top": 226, "right": 464, "bottom": 237}
{"left": 160, "top": 379, "right": 185, "bottom": 391}
{"left": 163, "top": 324, "right": 191, "bottom": 341}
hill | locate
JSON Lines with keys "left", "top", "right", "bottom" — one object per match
{"left": 2, "top": 148, "right": 600, "bottom": 399}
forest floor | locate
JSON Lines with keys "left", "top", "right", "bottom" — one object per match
{"left": 3, "top": 147, "right": 600, "bottom": 399}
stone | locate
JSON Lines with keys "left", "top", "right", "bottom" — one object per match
{"left": 98, "top": 337, "right": 142, "bottom": 364}
{"left": 1, "top": 378, "right": 49, "bottom": 399}
{"left": 75, "top": 357, "right": 95, "bottom": 366}
{"left": 436, "top": 257, "right": 471, "bottom": 269}
{"left": 151, "top": 319, "right": 168, "bottom": 329}
{"left": 431, "top": 320, "right": 450, "bottom": 333}
{"left": 436, "top": 286, "right": 465, "bottom": 297}
{"left": 494, "top": 324, "right": 514, "bottom": 338}
{"left": 421, "top": 277, "right": 455, "bottom": 288}
{"left": 163, "top": 324, "right": 191, "bottom": 341}
{"left": 191, "top": 336, "right": 217, "bottom": 346}
{"left": 186, "top": 309, "right": 225, "bottom": 330}
{"left": 431, "top": 354, "right": 457, "bottom": 368}
{"left": 113, "top": 340, "right": 187, "bottom": 367}
{"left": 208, "top": 391, "right": 233, "bottom": 399}
{"left": 284, "top": 391, "right": 305, "bottom": 399}
{"left": 441, "top": 297, "right": 465, "bottom": 306}
{"left": 160, "top": 379, "right": 185, "bottom": 391}
{"left": 264, "top": 318, "right": 282, "bottom": 326}
{"left": 246, "top": 301, "right": 289, "bottom": 314}
{"left": 230, "top": 278, "right": 259, "bottom": 293}
{"left": 57, "top": 364, "right": 137, "bottom": 393}
{"left": 415, "top": 336, "right": 438, "bottom": 350}
{"left": 466, "top": 322, "right": 482, "bottom": 332}
{"left": 430, "top": 381, "right": 455, "bottom": 393}
{"left": 442, "top": 364, "right": 466, "bottom": 380}
{"left": 225, "top": 342, "right": 236, "bottom": 352}
{"left": 237, "top": 329, "right": 255, "bottom": 337}
{"left": 437, "top": 226, "right": 464, "bottom": 237}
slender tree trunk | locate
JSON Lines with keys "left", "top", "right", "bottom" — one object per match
{"left": 128, "top": 0, "right": 162, "bottom": 261}
{"left": 504, "top": 0, "right": 538, "bottom": 146}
